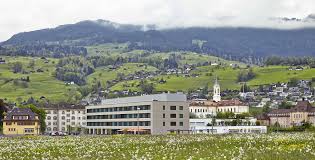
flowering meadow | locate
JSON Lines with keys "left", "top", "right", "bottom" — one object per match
{"left": 0, "top": 133, "right": 315, "bottom": 160}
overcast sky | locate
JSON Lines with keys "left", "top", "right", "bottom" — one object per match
{"left": 0, "top": 0, "right": 315, "bottom": 41}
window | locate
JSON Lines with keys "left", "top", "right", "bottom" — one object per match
{"left": 9, "top": 128, "right": 16, "bottom": 132}
{"left": 66, "top": 119, "right": 70, "bottom": 122}
{"left": 78, "top": 111, "right": 81, "bottom": 114}
{"left": 53, "top": 127, "right": 57, "bottom": 131}
{"left": 66, "top": 114, "right": 70, "bottom": 117}
{"left": 6, "top": 122, "right": 12, "bottom": 125}
{"left": 53, "top": 122, "right": 57, "bottom": 125}
{"left": 48, "top": 122, "right": 51, "bottom": 125}
{"left": 163, "top": 122, "right": 165, "bottom": 126}
{"left": 62, "top": 116, "right": 65, "bottom": 120}
{"left": 163, "top": 105, "right": 165, "bottom": 110}
{"left": 24, "top": 128, "right": 34, "bottom": 133}
{"left": 78, "top": 117, "right": 81, "bottom": 120}
{"left": 47, "top": 116, "right": 51, "bottom": 120}
{"left": 72, "top": 111, "right": 75, "bottom": 114}
{"left": 62, "top": 111, "right": 65, "bottom": 114}
{"left": 71, "top": 116, "right": 75, "bottom": 120}
{"left": 180, "top": 122, "right": 184, "bottom": 126}
{"left": 170, "top": 114, "right": 176, "bottom": 118}
{"left": 179, "top": 106, "right": 183, "bottom": 110}
{"left": 71, "top": 122, "right": 75, "bottom": 125}
{"left": 170, "top": 106, "right": 176, "bottom": 110}
{"left": 163, "top": 114, "right": 165, "bottom": 118}
{"left": 62, "top": 122, "right": 66, "bottom": 125}
{"left": 47, "top": 127, "right": 51, "bottom": 131}
{"left": 170, "top": 122, "right": 176, "bottom": 126}
{"left": 53, "top": 116, "right": 57, "bottom": 120}
{"left": 179, "top": 114, "right": 184, "bottom": 118}
{"left": 47, "top": 111, "right": 51, "bottom": 114}
{"left": 62, "top": 127, "right": 65, "bottom": 131}
{"left": 53, "top": 110, "right": 57, "bottom": 114}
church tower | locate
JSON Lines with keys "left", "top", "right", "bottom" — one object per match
{"left": 213, "top": 77, "right": 221, "bottom": 102}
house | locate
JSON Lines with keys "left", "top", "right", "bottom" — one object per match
{"left": 86, "top": 93, "right": 189, "bottom": 135}
{"left": 267, "top": 101, "right": 315, "bottom": 128}
{"left": 0, "top": 58, "right": 5, "bottom": 64}
{"left": 2, "top": 108, "right": 40, "bottom": 135}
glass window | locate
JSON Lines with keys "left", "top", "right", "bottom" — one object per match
{"left": 170, "top": 122, "right": 176, "bottom": 126}
{"left": 180, "top": 114, "right": 184, "bottom": 118}
{"left": 179, "top": 106, "right": 183, "bottom": 110}
{"left": 180, "top": 122, "right": 183, "bottom": 126}
{"left": 170, "top": 106, "right": 176, "bottom": 110}
{"left": 170, "top": 114, "right": 176, "bottom": 118}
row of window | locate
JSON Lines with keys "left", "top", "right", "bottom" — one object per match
{"left": 47, "top": 110, "right": 85, "bottom": 114}
{"left": 87, "top": 105, "right": 151, "bottom": 113}
{"left": 8, "top": 128, "right": 16, "bottom": 131}
{"left": 87, "top": 121, "right": 151, "bottom": 126}
{"left": 24, "top": 128, "right": 34, "bottom": 133}
{"left": 191, "top": 108, "right": 237, "bottom": 113}
{"left": 163, "top": 122, "right": 184, "bottom": 126}
{"left": 47, "top": 122, "right": 86, "bottom": 126}
{"left": 163, "top": 106, "right": 183, "bottom": 111}
{"left": 47, "top": 116, "right": 86, "bottom": 120}
{"left": 6, "top": 122, "right": 35, "bottom": 126}
{"left": 87, "top": 113, "right": 151, "bottom": 120}
{"left": 163, "top": 114, "right": 184, "bottom": 118}
{"left": 293, "top": 114, "right": 303, "bottom": 119}
{"left": 12, "top": 116, "right": 29, "bottom": 120}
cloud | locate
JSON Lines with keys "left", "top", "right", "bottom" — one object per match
{"left": 0, "top": 0, "right": 315, "bottom": 41}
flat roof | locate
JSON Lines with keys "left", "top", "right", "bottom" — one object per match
{"left": 100, "top": 93, "right": 187, "bottom": 105}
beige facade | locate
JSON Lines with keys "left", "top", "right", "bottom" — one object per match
{"left": 86, "top": 93, "right": 189, "bottom": 135}
{"left": 267, "top": 101, "right": 315, "bottom": 128}
{"left": 2, "top": 108, "right": 40, "bottom": 135}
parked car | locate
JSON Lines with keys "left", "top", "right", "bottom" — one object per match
{"left": 50, "top": 131, "right": 67, "bottom": 136}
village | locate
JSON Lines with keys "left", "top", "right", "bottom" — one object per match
{"left": 1, "top": 76, "right": 315, "bottom": 136}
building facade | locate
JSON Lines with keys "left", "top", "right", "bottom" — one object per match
{"left": 190, "top": 79, "right": 249, "bottom": 118}
{"left": 44, "top": 104, "right": 86, "bottom": 133}
{"left": 189, "top": 99, "right": 249, "bottom": 118}
{"left": 267, "top": 101, "right": 315, "bottom": 128}
{"left": 2, "top": 108, "right": 40, "bottom": 135}
{"left": 86, "top": 93, "right": 189, "bottom": 135}
{"left": 190, "top": 119, "right": 267, "bottom": 134}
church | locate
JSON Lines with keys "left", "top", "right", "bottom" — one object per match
{"left": 189, "top": 78, "right": 249, "bottom": 118}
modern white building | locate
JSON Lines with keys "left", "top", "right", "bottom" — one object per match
{"left": 44, "top": 104, "right": 86, "bottom": 133}
{"left": 86, "top": 93, "right": 189, "bottom": 135}
{"left": 190, "top": 119, "right": 267, "bottom": 134}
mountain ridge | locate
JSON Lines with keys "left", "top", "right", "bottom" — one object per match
{"left": 2, "top": 18, "right": 315, "bottom": 58}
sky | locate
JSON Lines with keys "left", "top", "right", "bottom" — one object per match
{"left": 0, "top": 0, "right": 315, "bottom": 41}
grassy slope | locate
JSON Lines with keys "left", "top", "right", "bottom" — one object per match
{"left": 110, "top": 65, "right": 315, "bottom": 92}
{"left": 87, "top": 63, "right": 158, "bottom": 88}
{"left": 0, "top": 57, "right": 76, "bottom": 102}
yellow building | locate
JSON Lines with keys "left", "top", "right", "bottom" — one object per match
{"left": 2, "top": 108, "right": 40, "bottom": 135}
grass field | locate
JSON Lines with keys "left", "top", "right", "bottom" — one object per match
{"left": 0, "top": 56, "right": 76, "bottom": 102}
{"left": 0, "top": 133, "right": 314, "bottom": 160}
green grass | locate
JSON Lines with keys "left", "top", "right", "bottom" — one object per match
{"left": 87, "top": 63, "right": 158, "bottom": 88}
{"left": 0, "top": 57, "right": 76, "bottom": 102}
{"left": 0, "top": 133, "right": 315, "bottom": 159}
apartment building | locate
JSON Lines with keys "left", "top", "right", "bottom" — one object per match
{"left": 86, "top": 93, "right": 189, "bottom": 135}
{"left": 44, "top": 104, "right": 86, "bottom": 133}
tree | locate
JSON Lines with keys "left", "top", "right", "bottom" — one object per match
{"left": 12, "top": 62, "right": 23, "bottom": 73}
{"left": 140, "top": 80, "right": 154, "bottom": 94}
{"left": 19, "top": 104, "right": 46, "bottom": 133}
{"left": 288, "top": 78, "right": 298, "bottom": 87}
{"left": 278, "top": 101, "right": 293, "bottom": 109}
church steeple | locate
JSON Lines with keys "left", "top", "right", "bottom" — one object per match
{"left": 213, "top": 76, "right": 221, "bottom": 102}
